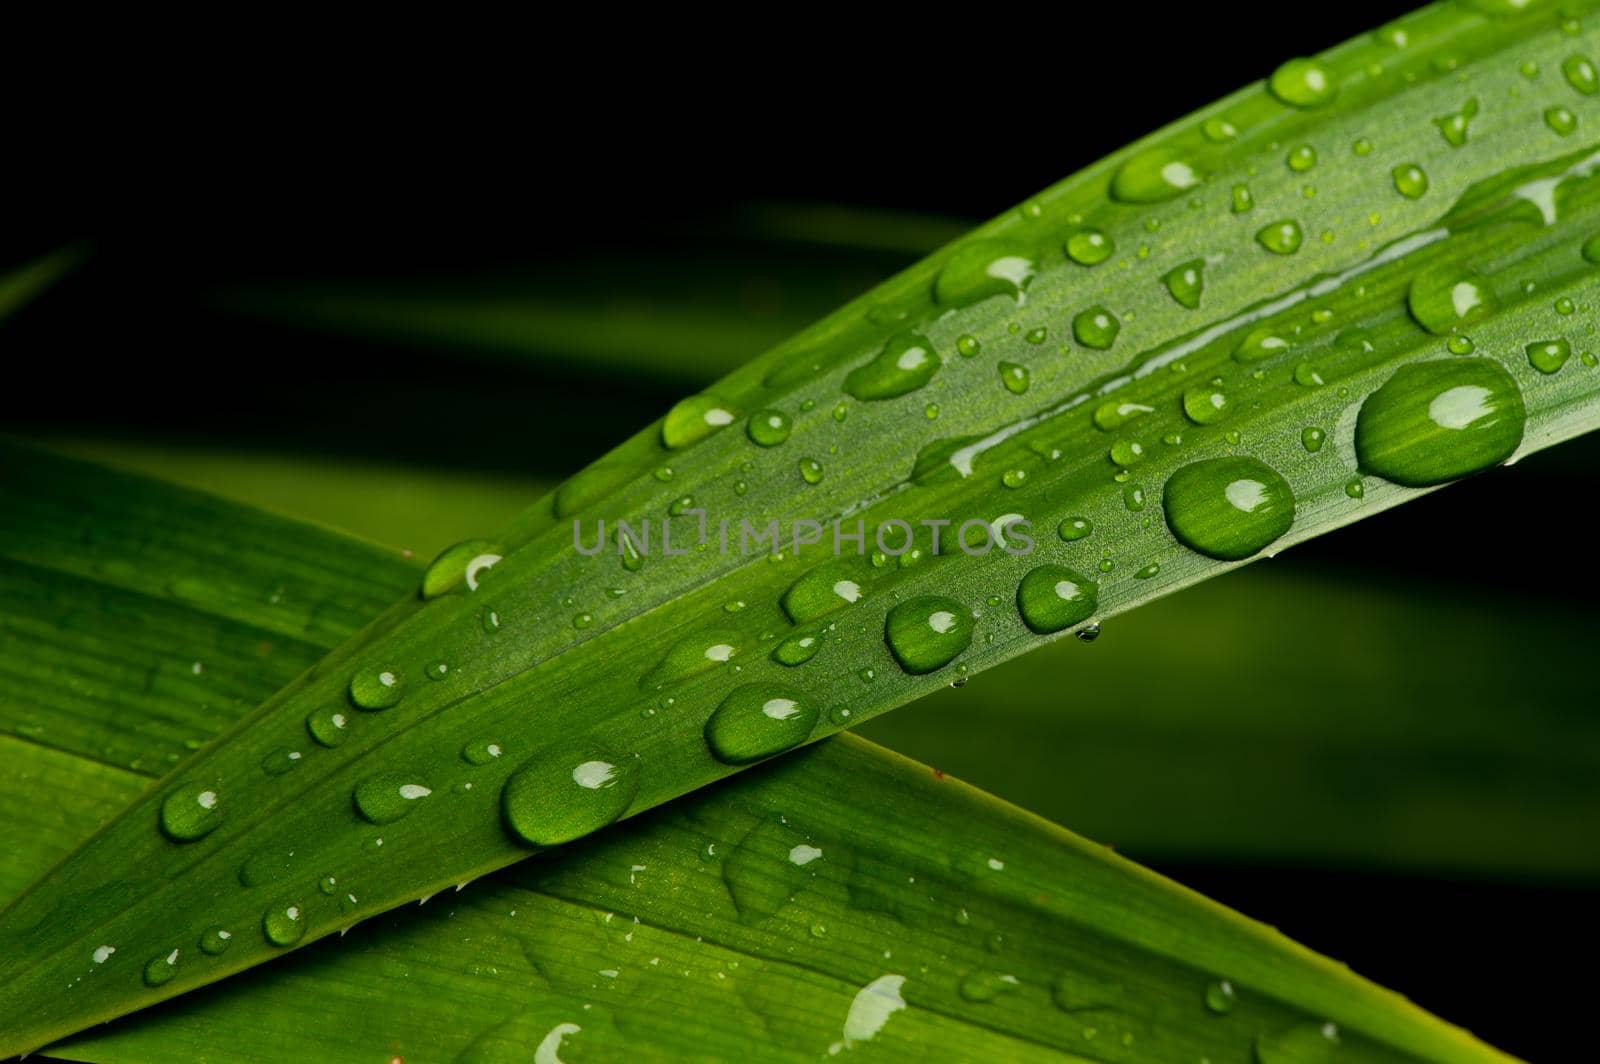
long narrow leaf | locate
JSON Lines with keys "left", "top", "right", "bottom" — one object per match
{"left": 4, "top": 3, "right": 1598, "bottom": 1051}
{"left": 1, "top": 446, "right": 1503, "bottom": 1062}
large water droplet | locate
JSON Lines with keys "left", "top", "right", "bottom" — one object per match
{"left": 160, "top": 782, "right": 221, "bottom": 842}
{"left": 420, "top": 539, "right": 502, "bottom": 599}
{"left": 1017, "top": 565, "right": 1098, "bottom": 634}
{"left": 1163, "top": 456, "right": 1296, "bottom": 560}
{"left": 844, "top": 332, "right": 941, "bottom": 401}
{"left": 640, "top": 629, "right": 741, "bottom": 690}
{"left": 262, "top": 902, "right": 306, "bottom": 947}
{"left": 353, "top": 773, "right": 433, "bottom": 824}
{"left": 662, "top": 395, "right": 737, "bottom": 448}
{"left": 1355, "top": 359, "right": 1525, "bottom": 485}
{"left": 722, "top": 818, "right": 818, "bottom": 920}
{"left": 933, "top": 241, "right": 1035, "bottom": 307}
{"left": 502, "top": 744, "right": 639, "bottom": 846}
{"left": 704, "top": 684, "right": 818, "bottom": 764}
{"left": 348, "top": 668, "right": 403, "bottom": 711}
{"left": 1407, "top": 267, "right": 1498, "bottom": 334}
{"left": 884, "top": 596, "right": 972, "bottom": 674}
{"left": 1269, "top": 58, "right": 1337, "bottom": 108}
{"left": 1111, "top": 149, "right": 1202, "bottom": 203}
{"left": 781, "top": 563, "right": 866, "bottom": 623}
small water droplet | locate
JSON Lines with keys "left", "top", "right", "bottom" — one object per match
{"left": 662, "top": 394, "right": 737, "bottom": 448}
{"left": 420, "top": 539, "right": 502, "bottom": 599}
{"left": 353, "top": 773, "right": 433, "bottom": 824}
{"left": 462, "top": 739, "right": 505, "bottom": 766}
{"left": 1017, "top": 566, "right": 1098, "bottom": 633}
{"left": 998, "top": 361, "right": 1031, "bottom": 394}
{"left": 1407, "top": 267, "right": 1497, "bottom": 334}
{"left": 142, "top": 949, "right": 180, "bottom": 987}
{"left": 1058, "top": 516, "right": 1093, "bottom": 541}
{"left": 1433, "top": 98, "right": 1478, "bottom": 146}
{"left": 1182, "top": 385, "right": 1229, "bottom": 424}
{"left": 1563, "top": 53, "right": 1598, "bottom": 95}
{"left": 641, "top": 630, "right": 742, "bottom": 689}
{"left": 1392, "top": 164, "right": 1429, "bottom": 199}
{"left": 263, "top": 902, "right": 306, "bottom": 947}
{"left": 1301, "top": 427, "right": 1327, "bottom": 452}
{"left": 1255, "top": 1022, "right": 1340, "bottom": 1064}
{"left": 1065, "top": 227, "right": 1115, "bottom": 266}
{"left": 1162, "top": 260, "right": 1205, "bottom": 309}
{"left": 1527, "top": 338, "right": 1572, "bottom": 374}
{"left": 349, "top": 668, "right": 403, "bottom": 711}
{"left": 1256, "top": 219, "right": 1304, "bottom": 255}
{"left": 1111, "top": 149, "right": 1202, "bottom": 203}
{"left": 160, "top": 783, "right": 221, "bottom": 842}
{"left": 704, "top": 685, "right": 818, "bottom": 763}
{"left": 199, "top": 927, "right": 233, "bottom": 955}
{"left": 1205, "top": 979, "right": 1236, "bottom": 1014}
{"left": 798, "top": 458, "right": 825, "bottom": 484}
{"left": 1072, "top": 306, "right": 1121, "bottom": 349}
{"left": 747, "top": 409, "right": 792, "bottom": 447}
{"left": 1286, "top": 144, "right": 1317, "bottom": 172}
{"left": 773, "top": 632, "right": 821, "bottom": 666}
{"left": 1269, "top": 58, "right": 1336, "bottom": 107}
{"left": 933, "top": 242, "right": 1036, "bottom": 307}
{"left": 1545, "top": 106, "right": 1578, "bottom": 136}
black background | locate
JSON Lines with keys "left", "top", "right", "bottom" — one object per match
{"left": 8, "top": 4, "right": 1594, "bottom": 1058}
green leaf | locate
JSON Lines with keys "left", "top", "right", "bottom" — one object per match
{"left": 1, "top": 446, "right": 1503, "bottom": 1062}
{"left": 0, "top": 243, "right": 88, "bottom": 322}
{"left": 6, "top": 3, "right": 1600, "bottom": 1051}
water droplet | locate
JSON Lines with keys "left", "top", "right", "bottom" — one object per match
{"left": 1355, "top": 359, "right": 1525, "bottom": 486}
{"left": 1527, "top": 338, "right": 1572, "bottom": 374}
{"left": 998, "top": 361, "right": 1031, "bottom": 394}
{"left": 1182, "top": 385, "right": 1229, "bottom": 424}
{"left": 1255, "top": 1022, "right": 1340, "bottom": 1064}
{"left": 1353, "top": 137, "right": 1374, "bottom": 156}
{"left": 1256, "top": 219, "right": 1304, "bottom": 255}
{"left": 318, "top": 874, "right": 338, "bottom": 895}
{"left": 349, "top": 668, "right": 403, "bottom": 711}
{"left": 1286, "top": 144, "right": 1318, "bottom": 172}
{"left": 1433, "top": 98, "right": 1479, "bottom": 146}
{"left": 1066, "top": 227, "right": 1115, "bottom": 265}
{"left": 199, "top": 927, "right": 233, "bottom": 955}
{"left": 1205, "top": 979, "right": 1236, "bottom": 1014}
{"left": 1163, "top": 456, "right": 1296, "bottom": 560}
{"left": 1563, "top": 53, "right": 1598, "bottom": 95}
{"left": 933, "top": 241, "right": 1036, "bottom": 307}
{"left": 1058, "top": 516, "right": 1093, "bottom": 541}
{"left": 1448, "top": 335, "right": 1476, "bottom": 355}
{"left": 799, "top": 458, "right": 825, "bottom": 484}
{"left": 662, "top": 394, "right": 737, "bottom": 448}
{"left": 1293, "top": 361, "right": 1326, "bottom": 387}
{"left": 1109, "top": 440, "right": 1146, "bottom": 467}
{"left": 462, "top": 739, "right": 505, "bottom": 765}
{"left": 1111, "top": 149, "right": 1202, "bottom": 203}
{"left": 1407, "top": 267, "right": 1498, "bottom": 334}
{"left": 1017, "top": 565, "right": 1098, "bottom": 633}
{"left": 420, "top": 539, "right": 502, "bottom": 599}
{"left": 1545, "top": 106, "right": 1578, "bottom": 136}
{"left": 641, "top": 629, "right": 741, "bottom": 689}
{"left": 160, "top": 783, "right": 221, "bottom": 842}
{"left": 1072, "top": 306, "right": 1121, "bottom": 349}
{"left": 781, "top": 564, "right": 865, "bottom": 623}
{"left": 773, "top": 632, "right": 821, "bottom": 666}
{"left": 1301, "top": 427, "right": 1327, "bottom": 452}
{"left": 143, "top": 949, "right": 180, "bottom": 987}
{"left": 1123, "top": 484, "right": 1146, "bottom": 512}
{"left": 1556, "top": 297, "right": 1576, "bottom": 315}
{"left": 1269, "top": 58, "right": 1337, "bottom": 108}
{"left": 260, "top": 748, "right": 303, "bottom": 776}
{"left": 353, "top": 773, "right": 433, "bottom": 824}
{"left": 747, "top": 409, "right": 792, "bottom": 447}
{"left": 885, "top": 596, "right": 973, "bottom": 674}
{"left": 704, "top": 684, "right": 818, "bottom": 764}
{"left": 956, "top": 335, "right": 981, "bottom": 358}
{"left": 1234, "top": 327, "right": 1291, "bottom": 363}
{"left": 959, "top": 970, "right": 1021, "bottom": 1003}
{"left": 424, "top": 660, "right": 450, "bottom": 681}
{"left": 1232, "top": 184, "right": 1255, "bottom": 213}
{"left": 502, "top": 743, "right": 639, "bottom": 846}
{"left": 263, "top": 902, "right": 306, "bottom": 947}
{"left": 1093, "top": 400, "right": 1153, "bottom": 431}
{"left": 1392, "top": 164, "right": 1429, "bottom": 199}
{"left": 1161, "top": 259, "right": 1205, "bottom": 309}
{"left": 481, "top": 607, "right": 503, "bottom": 634}
{"left": 1001, "top": 467, "right": 1028, "bottom": 488}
